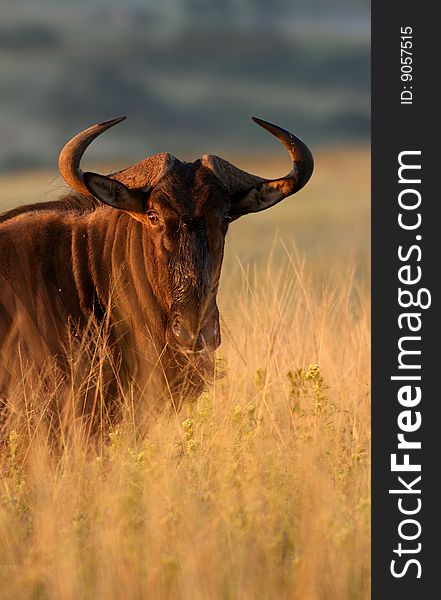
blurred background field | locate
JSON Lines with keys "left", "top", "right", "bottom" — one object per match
{"left": 0, "top": 1, "right": 370, "bottom": 598}
{"left": 0, "top": 0, "right": 369, "bottom": 172}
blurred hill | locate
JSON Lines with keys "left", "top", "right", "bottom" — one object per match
{"left": 0, "top": 0, "right": 369, "bottom": 172}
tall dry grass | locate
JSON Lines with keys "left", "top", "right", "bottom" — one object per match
{"left": 0, "top": 246, "right": 370, "bottom": 599}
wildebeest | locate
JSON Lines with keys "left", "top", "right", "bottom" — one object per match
{"left": 0, "top": 117, "right": 313, "bottom": 422}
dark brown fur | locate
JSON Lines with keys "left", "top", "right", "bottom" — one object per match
{"left": 0, "top": 117, "right": 313, "bottom": 428}
{"left": 0, "top": 162, "right": 228, "bottom": 422}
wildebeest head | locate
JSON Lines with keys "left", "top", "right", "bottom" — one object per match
{"left": 58, "top": 117, "right": 313, "bottom": 354}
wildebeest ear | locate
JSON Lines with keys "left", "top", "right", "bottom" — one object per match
{"left": 229, "top": 178, "right": 296, "bottom": 220}
{"left": 83, "top": 172, "right": 148, "bottom": 213}
{"left": 203, "top": 118, "right": 313, "bottom": 220}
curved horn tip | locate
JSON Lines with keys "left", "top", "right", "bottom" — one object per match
{"left": 251, "top": 116, "right": 291, "bottom": 137}
{"left": 251, "top": 115, "right": 313, "bottom": 156}
{"left": 97, "top": 116, "right": 127, "bottom": 128}
{"left": 58, "top": 116, "right": 127, "bottom": 196}
{"left": 250, "top": 116, "right": 314, "bottom": 192}
{"left": 251, "top": 116, "right": 267, "bottom": 126}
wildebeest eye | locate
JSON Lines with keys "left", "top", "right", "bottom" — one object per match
{"left": 147, "top": 210, "right": 160, "bottom": 225}
{"left": 223, "top": 212, "right": 232, "bottom": 224}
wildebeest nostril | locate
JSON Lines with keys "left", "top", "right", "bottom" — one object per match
{"left": 171, "top": 317, "right": 197, "bottom": 349}
{"left": 172, "top": 318, "right": 182, "bottom": 339}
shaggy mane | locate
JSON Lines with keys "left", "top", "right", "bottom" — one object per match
{"left": 0, "top": 194, "right": 101, "bottom": 224}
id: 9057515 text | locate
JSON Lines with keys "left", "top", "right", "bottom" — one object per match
{"left": 401, "top": 26, "right": 413, "bottom": 105}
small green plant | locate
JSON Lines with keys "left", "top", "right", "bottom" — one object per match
{"left": 182, "top": 418, "right": 194, "bottom": 440}
{"left": 304, "top": 364, "right": 330, "bottom": 415}
{"left": 287, "top": 364, "right": 333, "bottom": 416}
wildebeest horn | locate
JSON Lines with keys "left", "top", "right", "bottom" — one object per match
{"left": 202, "top": 117, "right": 314, "bottom": 217}
{"left": 58, "top": 117, "right": 126, "bottom": 195}
{"left": 251, "top": 116, "right": 314, "bottom": 192}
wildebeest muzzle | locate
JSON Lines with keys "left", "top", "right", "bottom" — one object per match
{"left": 168, "top": 303, "right": 220, "bottom": 354}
